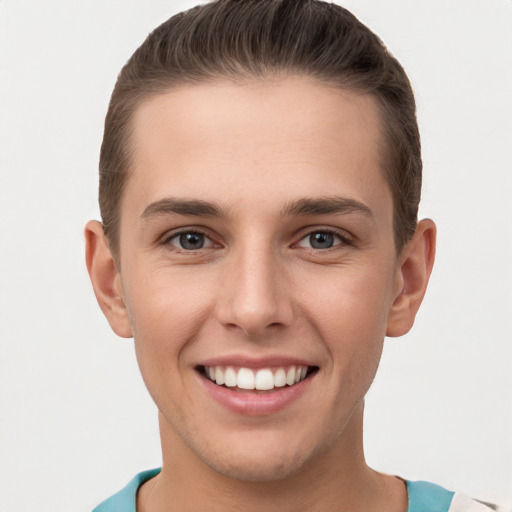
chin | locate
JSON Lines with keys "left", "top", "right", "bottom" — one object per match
{"left": 205, "top": 451, "right": 310, "bottom": 482}
{"left": 195, "top": 431, "right": 336, "bottom": 483}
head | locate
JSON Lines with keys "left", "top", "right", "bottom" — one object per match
{"left": 99, "top": 0, "right": 422, "bottom": 262}
{"left": 86, "top": 0, "right": 435, "bottom": 486}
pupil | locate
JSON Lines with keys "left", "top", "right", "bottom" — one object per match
{"left": 180, "top": 233, "right": 204, "bottom": 250}
{"left": 310, "top": 232, "right": 334, "bottom": 249}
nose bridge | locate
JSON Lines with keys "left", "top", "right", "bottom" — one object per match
{"left": 217, "top": 234, "right": 291, "bottom": 336}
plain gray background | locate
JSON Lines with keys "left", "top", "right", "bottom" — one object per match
{"left": 1, "top": 1, "right": 511, "bottom": 510}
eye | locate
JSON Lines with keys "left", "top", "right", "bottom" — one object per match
{"left": 167, "top": 231, "right": 215, "bottom": 250}
{"left": 296, "top": 230, "right": 345, "bottom": 250}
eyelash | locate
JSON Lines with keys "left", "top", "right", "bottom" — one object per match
{"left": 294, "top": 227, "right": 354, "bottom": 250}
{"left": 161, "top": 229, "right": 217, "bottom": 251}
{"left": 160, "top": 227, "right": 354, "bottom": 252}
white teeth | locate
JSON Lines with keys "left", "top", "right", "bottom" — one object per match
{"left": 237, "top": 368, "right": 255, "bottom": 389}
{"left": 224, "top": 367, "right": 237, "bottom": 387}
{"left": 274, "top": 368, "right": 286, "bottom": 387}
{"left": 204, "top": 365, "right": 311, "bottom": 390}
{"left": 255, "top": 369, "right": 274, "bottom": 390}
{"left": 215, "top": 367, "right": 225, "bottom": 385}
{"left": 286, "top": 366, "right": 296, "bottom": 386}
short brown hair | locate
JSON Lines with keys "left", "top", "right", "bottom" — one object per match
{"left": 99, "top": 0, "right": 421, "bottom": 258}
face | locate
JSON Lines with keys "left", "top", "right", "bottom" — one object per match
{"left": 112, "top": 77, "right": 405, "bottom": 480}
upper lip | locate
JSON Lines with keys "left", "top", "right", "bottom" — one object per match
{"left": 197, "top": 354, "right": 317, "bottom": 369}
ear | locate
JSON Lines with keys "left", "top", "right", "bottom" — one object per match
{"left": 386, "top": 219, "right": 436, "bottom": 337}
{"left": 84, "top": 220, "right": 132, "bottom": 338}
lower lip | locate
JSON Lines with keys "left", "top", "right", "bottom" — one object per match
{"left": 197, "top": 372, "right": 314, "bottom": 416}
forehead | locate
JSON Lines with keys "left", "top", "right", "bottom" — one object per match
{"left": 126, "top": 77, "right": 389, "bottom": 220}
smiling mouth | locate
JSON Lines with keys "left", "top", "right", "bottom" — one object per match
{"left": 199, "top": 365, "right": 318, "bottom": 393}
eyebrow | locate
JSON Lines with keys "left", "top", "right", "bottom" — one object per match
{"left": 140, "top": 195, "right": 373, "bottom": 221}
{"left": 141, "top": 198, "right": 228, "bottom": 220}
{"left": 280, "top": 196, "right": 374, "bottom": 218}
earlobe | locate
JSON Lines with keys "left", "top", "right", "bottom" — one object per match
{"left": 386, "top": 219, "right": 436, "bottom": 337}
{"left": 84, "top": 220, "right": 133, "bottom": 338}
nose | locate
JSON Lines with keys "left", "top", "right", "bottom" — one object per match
{"left": 215, "top": 242, "right": 293, "bottom": 338}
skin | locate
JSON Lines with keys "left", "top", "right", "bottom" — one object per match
{"left": 86, "top": 77, "right": 435, "bottom": 512}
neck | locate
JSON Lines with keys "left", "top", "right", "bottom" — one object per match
{"left": 138, "top": 404, "right": 407, "bottom": 512}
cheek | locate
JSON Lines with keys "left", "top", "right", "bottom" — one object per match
{"left": 123, "top": 267, "right": 214, "bottom": 367}
{"left": 125, "top": 273, "right": 215, "bottom": 415}
{"left": 300, "top": 264, "right": 393, "bottom": 380}
{"left": 302, "top": 263, "right": 394, "bottom": 335}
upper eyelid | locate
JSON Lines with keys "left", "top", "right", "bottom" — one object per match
{"left": 293, "top": 226, "right": 355, "bottom": 243}
{"left": 161, "top": 226, "right": 214, "bottom": 242}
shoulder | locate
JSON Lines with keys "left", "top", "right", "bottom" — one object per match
{"left": 92, "top": 468, "right": 161, "bottom": 512}
{"left": 406, "top": 480, "right": 508, "bottom": 512}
